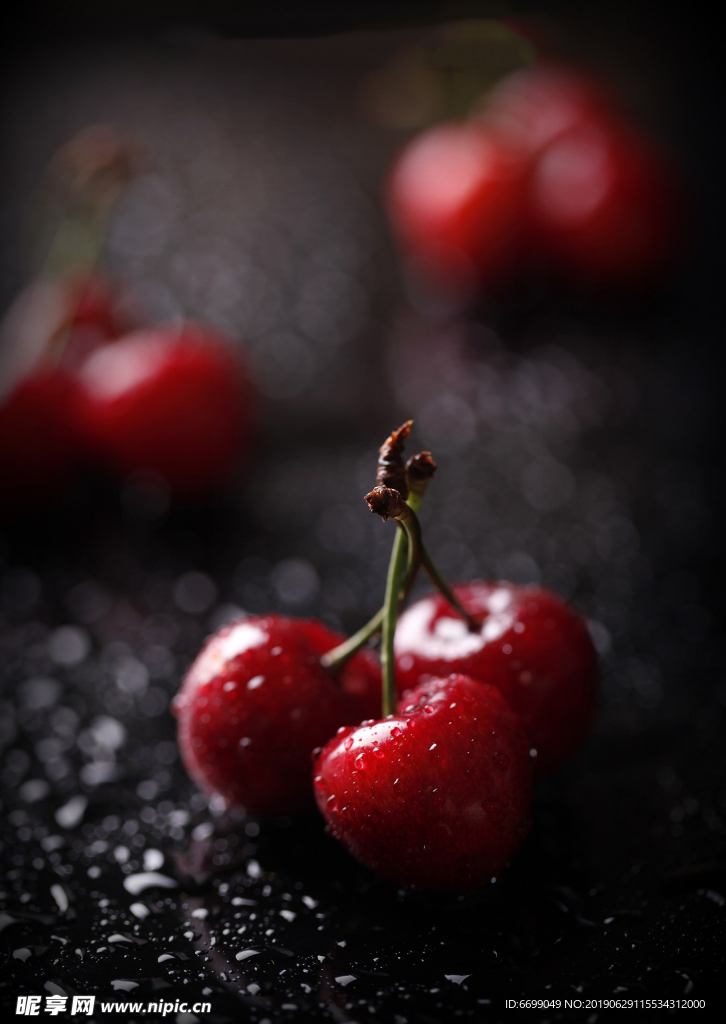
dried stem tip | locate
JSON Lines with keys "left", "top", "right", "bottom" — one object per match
{"left": 406, "top": 451, "right": 437, "bottom": 495}
{"left": 364, "top": 486, "right": 411, "bottom": 522}
{"left": 376, "top": 420, "right": 413, "bottom": 498}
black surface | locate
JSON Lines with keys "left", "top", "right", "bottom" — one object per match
{"left": 2, "top": 11, "right": 725, "bottom": 1023}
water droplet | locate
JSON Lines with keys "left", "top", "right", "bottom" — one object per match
{"left": 423, "top": 704, "right": 434, "bottom": 714}
{"left": 50, "top": 884, "right": 69, "bottom": 913}
{"left": 354, "top": 754, "right": 368, "bottom": 770}
{"left": 373, "top": 748, "right": 384, "bottom": 759}
{"left": 429, "top": 743, "right": 437, "bottom": 751}
{"left": 391, "top": 727, "right": 401, "bottom": 738}
{"left": 55, "top": 796, "right": 87, "bottom": 829}
{"left": 123, "top": 872, "right": 178, "bottom": 895}
{"left": 143, "top": 849, "right": 164, "bottom": 871}
{"left": 344, "top": 736, "right": 354, "bottom": 750}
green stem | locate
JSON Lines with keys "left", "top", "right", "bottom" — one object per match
{"left": 320, "top": 608, "right": 383, "bottom": 671}
{"left": 402, "top": 509, "right": 480, "bottom": 632}
{"left": 380, "top": 523, "right": 409, "bottom": 718}
{"left": 321, "top": 490, "right": 423, "bottom": 675}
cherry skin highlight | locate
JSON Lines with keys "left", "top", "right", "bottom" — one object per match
{"left": 314, "top": 674, "right": 532, "bottom": 892}
{"left": 174, "top": 615, "right": 381, "bottom": 817}
{"left": 72, "top": 322, "right": 254, "bottom": 497}
{"left": 387, "top": 121, "right": 527, "bottom": 293}
{"left": 394, "top": 582, "right": 599, "bottom": 775}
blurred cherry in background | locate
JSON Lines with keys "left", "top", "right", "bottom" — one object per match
{"left": 386, "top": 55, "right": 683, "bottom": 300}
{"left": 0, "top": 127, "right": 255, "bottom": 514}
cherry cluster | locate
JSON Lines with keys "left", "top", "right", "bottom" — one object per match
{"left": 175, "top": 422, "right": 599, "bottom": 892}
{"left": 0, "top": 129, "right": 253, "bottom": 514}
{"left": 387, "top": 64, "right": 680, "bottom": 296}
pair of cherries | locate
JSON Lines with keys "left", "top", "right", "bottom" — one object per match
{"left": 1, "top": 126, "right": 254, "bottom": 513}
{"left": 0, "top": 272, "right": 253, "bottom": 511}
{"left": 387, "top": 64, "right": 680, "bottom": 295}
{"left": 175, "top": 426, "right": 598, "bottom": 892}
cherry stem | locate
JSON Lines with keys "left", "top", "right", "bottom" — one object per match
{"left": 380, "top": 520, "right": 408, "bottom": 718}
{"left": 320, "top": 609, "right": 383, "bottom": 671}
{"left": 321, "top": 489, "right": 424, "bottom": 675}
{"left": 34, "top": 130, "right": 138, "bottom": 365}
{"left": 401, "top": 508, "right": 479, "bottom": 632}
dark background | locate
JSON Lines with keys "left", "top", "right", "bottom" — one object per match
{"left": 1, "top": 4, "right": 724, "bottom": 1022}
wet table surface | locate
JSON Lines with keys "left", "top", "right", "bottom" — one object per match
{"left": 2, "top": 21, "right": 725, "bottom": 1024}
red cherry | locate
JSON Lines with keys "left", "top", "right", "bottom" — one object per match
{"left": 72, "top": 322, "right": 254, "bottom": 496}
{"left": 0, "top": 369, "right": 80, "bottom": 512}
{"left": 394, "top": 582, "right": 599, "bottom": 775}
{"left": 174, "top": 615, "right": 381, "bottom": 817}
{"left": 313, "top": 673, "right": 531, "bottom": 892}
{"left": 527, "top": 115, "right": 680, "bottom": 287}
{"left": 386, "top": 121, "right": 527, "bottom": 292}
{"left": 0, "top": 273, "right": 122, "bottom": 512}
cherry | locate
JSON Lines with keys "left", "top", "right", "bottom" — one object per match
{"left": 386, "top": 121, "right": 527, "bottom": 293}
{"left": 72, "top": 322, "right": 254, "bottom": 497}
{"left": 394, "top": 581, "right": 599, "bottom": 775}
{"left": 526, "top": 115, "right": 679, "bottom": 288}
{"left": 313, "top": 673, "right": 532, "bottom": 892}
{"left": 174, "top": 615, "right": 381, "bottom": 817}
